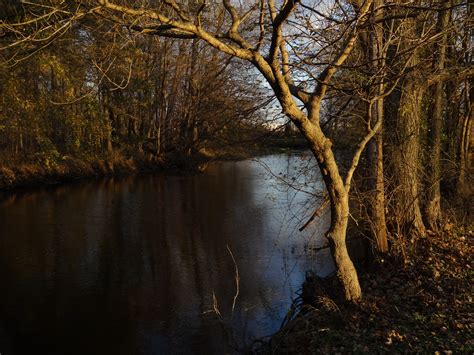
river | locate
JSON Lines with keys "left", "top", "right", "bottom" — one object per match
{"left": 0, "top": 153, "right": 339, "bottom": 354}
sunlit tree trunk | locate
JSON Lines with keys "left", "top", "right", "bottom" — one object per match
{"left": 371, "top": 106, "right": 388, "bottom": 252}
{"left": 393, "top": 77, "right": 426, "bottom": 237}
{"left": 367, "top": 0, "right": 388, "bottom": 252}
{"left": 302, "top": 107, "right": 362, "bottom": 302}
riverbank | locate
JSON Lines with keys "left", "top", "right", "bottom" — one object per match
{"left": 0, "top": 155, "right": 163, "bottom": 190}
{"left": 0, "top": 151, "right": 216, "bottom": 191}
{"left": 0, "top": 139, "right": 309, "bottom": 190}
{"left": 259, "top": 228, "right": 473, "bottom": 353}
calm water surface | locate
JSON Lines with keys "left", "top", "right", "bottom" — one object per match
{"left": 0, "top": 153, "right": 336, "bottom": 354}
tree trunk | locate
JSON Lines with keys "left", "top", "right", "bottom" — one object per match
{"left": 458, "top": 84, "right": 472, "bottom": 189}
{"left": 425, "top": 81, "right": 444, "bottom": 229}
{"left": 393, "top": 79, "right": 426, "bottom": 237}
{"left": 371, "top": 0, "right": 389, "bottom": 252}
{"left": 327, "top": 191, "right": 362, "bottom": 301}
{"left": 369, "top": 55, "right": 388, "bottom": 252}
{"left": 457, "top": 80, "right": 473, "bottom": 223}
{"left": 360, "top": 0, "right": 388, "bottom": 252}
{"left": 371, "top": 124, "right": 388, "bottom": 252}
{"left": 458, "top": 0, "right": 474, "bottom": 197}
{"left": 425, "top": 1, "right": 450, "bottom": 230}
{"left": 303, "top": 117, "right": 362, "bottom": 302}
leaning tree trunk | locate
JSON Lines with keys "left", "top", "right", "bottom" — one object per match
{"left": 326, "top": 190, "right": 362, "bottom": 301}
{"left": 301, "top": 116, "right": 362, "bottom": 302}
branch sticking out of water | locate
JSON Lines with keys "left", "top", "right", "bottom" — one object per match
{"left": 227, "top": 244, "right": 240, "bottom": 320}
{"left": 211, "top": 291, "right": 223, "bottom": 321}
{"left": 299, "top": 196, "right": 329, "bottom": 231}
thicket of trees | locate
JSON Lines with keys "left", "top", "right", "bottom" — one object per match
{"left": 1, "top": 0, "right": 472, "bottom": 302}
{"left": 0, "top": 3, "right": 266, "bottom": 166}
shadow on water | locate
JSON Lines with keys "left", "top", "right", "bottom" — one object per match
{"left": 0, "top": 153, "right": 338, "bottom": 354}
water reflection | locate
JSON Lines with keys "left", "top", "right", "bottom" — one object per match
{"left": 0, "top": 153, "right": 333, "bottom": 354}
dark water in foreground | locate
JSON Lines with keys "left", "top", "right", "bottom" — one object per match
{"left": 0, "top": 153, "right": 337, "bottom": 354}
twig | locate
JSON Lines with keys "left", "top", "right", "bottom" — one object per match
{"left": 227, "top": 244, "right": 240, "bottom": 320}
{"left": 299, "top": 196, "right": 329, "bottom": 231}
{"left": 212, "top": 291, "right": 222, "bottom": 318}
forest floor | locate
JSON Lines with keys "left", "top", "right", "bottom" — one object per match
{"left": 259, "top": 227, "right": 473, "bottom": 354}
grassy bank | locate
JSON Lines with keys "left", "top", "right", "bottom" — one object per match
{"left": 259, "top": 228, "right": 473, "bottom": 353}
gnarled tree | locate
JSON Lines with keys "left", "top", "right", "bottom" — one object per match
{"left": 91, "top": 0, "right": 380, "bottom": 301}
{"left": 0, "top": 0, "right": 392, "bottom": 302}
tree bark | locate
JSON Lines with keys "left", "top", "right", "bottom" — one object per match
{"left": 458, "top": 85, "right": 472, "bottom": 188}
{"left": 367, "top": 0, "right": 388, "bottom": 252}
{"left": 301, "top": 112, "right": 362, "bottom": 302}
{"left": 327, "top": 191, "right": 362, "bottom": 301}
{"left": 457, "top": 80, "right": 473, "bottom": 223}
{"left": 393, "top": 78, "right": 426, "bottom": 237}
{"left": 457, "top": 0, "right": 473, "bottom": 213}
{"left": 371, "top": 119, "right": 388, "bottom": 252}
{"left": 425, "top": 1, "right": 450, "bottom": 230}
